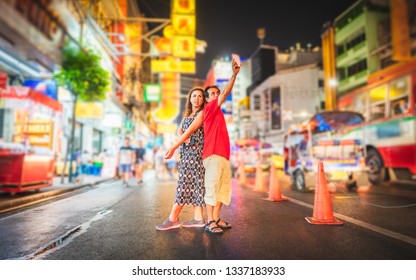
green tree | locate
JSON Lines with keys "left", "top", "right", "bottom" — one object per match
{"left": 54, "top": 44, "right": 110, "bottom": 183}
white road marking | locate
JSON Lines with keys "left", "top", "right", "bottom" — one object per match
{"left": 287, "top": 196, "right": 416, "bottom": 246}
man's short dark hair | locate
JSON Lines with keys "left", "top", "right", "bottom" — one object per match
{"left": 204, "top": 85, "right": 220, "bottom": 98}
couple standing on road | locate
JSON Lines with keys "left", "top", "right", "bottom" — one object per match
{"left": 156, "top": 57, "right": 241, "bottom": 234}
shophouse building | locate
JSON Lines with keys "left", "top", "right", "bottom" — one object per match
{"left": 0, "top": 0, "right": 66, "bottom": 154}
{"left": 0, "top": 0, "right": 154, "bottom": 165}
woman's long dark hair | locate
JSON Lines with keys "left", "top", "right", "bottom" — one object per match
{"left": 184, "top": 87, "right": 206, "bottom": 117}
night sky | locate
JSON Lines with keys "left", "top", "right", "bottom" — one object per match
{"left": 137, "top": 0, "right": 358, "bottom": 79}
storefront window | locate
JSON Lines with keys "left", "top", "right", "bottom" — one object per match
{"left": 73, "top": 122, "right": 83, "bottom": 153}
{"left": 92, "top": 129, "right": 102, "bottom": 155}
{"left": 253, "top": 95, "right": 261, "bottom": 110}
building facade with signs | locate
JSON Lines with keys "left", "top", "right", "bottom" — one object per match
{"left": 0, "top": 0, "right": 146, "bottom": 164}
{"left": 0, "top": 0, "right": 66, "bottom": 153}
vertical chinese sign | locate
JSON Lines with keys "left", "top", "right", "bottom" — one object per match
{"left": 152, "top": 0, "right": 196, "bottom": 124}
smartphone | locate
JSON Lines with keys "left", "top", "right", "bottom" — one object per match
{"left": 232, "top": 53, "right": 242, "bottom": 67}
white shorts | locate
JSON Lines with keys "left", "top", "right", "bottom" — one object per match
{"left": 203, "top": 155, "right": 232, "bottom": 206}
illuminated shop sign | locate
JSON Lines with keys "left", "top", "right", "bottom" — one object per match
{"left": 75, "top": 102, "right": 104, "bottom": 118}
{"left": 151, "top": 59, "right": 195, "bottom": 74}
{"left": 172, "top": 36, "right": 195, "bottom": 58}
{"left": 23, "top": 79, "right": 58, "bottom": 100}
{"left": 171, "top": 14, "right": 196, "bottom": 35}
{"left": 144, "top": 83, "right": 162, "bottom": 103}
{"left": 172, "top": 0, "right": 196, "bottom": 14}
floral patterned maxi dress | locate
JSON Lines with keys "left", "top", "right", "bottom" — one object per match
{"left": 174, "top": 117, "right": 205, "bottom": 206}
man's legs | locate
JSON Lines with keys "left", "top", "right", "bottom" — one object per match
{"left": 135, "top": 162, "right": 143, "bottom": 182}
{"left": 206, "top": 204, "right": 215, "bottom": 224}
{"left": 213, "top": 202, "right": 223, "bottom": 222}
{"left": 205, "top": 203, "right": 222, "bottom": 233}
{"left": 125, "top": 164, "right": 131, "bottom": 184}
{"left": 203, "top": 156, "right": 223, "bottom": 233}
{"left": 120, "top": 164, "right": 130, "bottom": 186}
{"left": 213, "top": 158, "right": 232, "bottom": 228}
{"left": 123, "top": 172, "right": 129, "bottom": 185}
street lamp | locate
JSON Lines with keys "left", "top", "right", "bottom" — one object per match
{"left": 329, "top": 78, "right": 338, "bottom": 87}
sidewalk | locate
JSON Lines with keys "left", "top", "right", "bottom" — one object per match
{"left": 0, "top": 175, "right": 115, "bottom": 213}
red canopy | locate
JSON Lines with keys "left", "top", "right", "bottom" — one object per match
{"left": 0, "top": 86, "right": 62, "bottom": 112}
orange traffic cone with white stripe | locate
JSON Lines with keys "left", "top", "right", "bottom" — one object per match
{"left": 305, "top": 162, "right": 343, "bottom": 225}
{"left": 262, "top": 163, "right": 288, "bottom": 201}
{"left": 252, "top": 160, "right": 266, "bottom": 192}
{"left": 237, "top": 160, "right": 247, "bottom": 186}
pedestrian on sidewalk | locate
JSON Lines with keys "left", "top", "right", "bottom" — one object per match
{"left": 134, "top": 139, "right": 146, "bottom": 185}
{"left": 117, "top": 136, "right": 135, "bottom": 187}
{"left": 165, "top": 58, "right": 241, "bottom": 234}
{"left": 74, "top": 150, "right": 91, "bottom": 182}
{"left": 156, "top": 87, "right": 207, "bottom": 231}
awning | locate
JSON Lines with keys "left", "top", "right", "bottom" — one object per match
{"left": 0, "top": 86, "right": 62, "bottom": 112}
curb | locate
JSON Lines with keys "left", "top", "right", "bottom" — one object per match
{"left": 0, "top": 178, "right": 115, "bottom": 213}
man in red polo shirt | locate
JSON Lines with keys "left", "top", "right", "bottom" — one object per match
{"left": 165, "top": 58, "right": 241, "bottom": 234}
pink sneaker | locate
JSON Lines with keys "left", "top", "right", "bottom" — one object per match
{"left": 156, "top": 219, "right": 181, "bottom": 231}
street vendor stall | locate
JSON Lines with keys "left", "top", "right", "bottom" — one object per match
{"left": 1, "top": 86, "right": 63, "bottom": 185}
{"left": 0, "top": 142, "right": 55, "bottom": 195}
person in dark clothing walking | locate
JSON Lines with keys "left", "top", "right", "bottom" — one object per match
{"left": 134, "top": 139, "right": 146, "bottom": 184}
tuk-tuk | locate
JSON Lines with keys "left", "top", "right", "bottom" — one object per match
{"left": 284, "top": 111, "right": 368, "bottom": 192}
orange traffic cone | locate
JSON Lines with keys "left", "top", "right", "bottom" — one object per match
{"left": 237, "top": 161, "right": 247, "bottom": 185}
{"left": 252, "top": 160, "right": 266, "bottom": 192}
{"left": 305, "top": 162, "right": 343, "bottom": 225}
{"left": 262, "top": 164, "right": 288, "bottom": 202}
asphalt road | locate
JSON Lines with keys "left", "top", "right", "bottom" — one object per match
{"left": 0, "top": 169, "right": 415, "bottom": 261}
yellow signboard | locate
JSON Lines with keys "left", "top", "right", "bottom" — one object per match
{"left": 172, "top": 0, "right": 195, "bottom": 14}
{"left": 75, "top": 102, "right": 104, "bottom": 118}
{"left": 172, "top": 36, "right": 195, "bottom": 58}
{"left": 172, "top": 14, "right": 196, "bottom": 35}
{"left": 163, "top": 25, "right": 174, "bottom": 39}
{"left": 157, "top": 123, "right": 178, "bottom": 134}
{"left": 150, "top": 36, "right": 172, "bottom": 56}
{"left": 153, "top": 73, "right": 180, "bottom": 123}
{"left": 151, "top": 59, "right": 195, "bottom": 74}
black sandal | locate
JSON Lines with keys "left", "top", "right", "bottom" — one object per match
{"left": 204, "top": 220, "right": 223, "bottom": 234}
{"left": 216, "top": 218, "right": 232, "bottom": 229}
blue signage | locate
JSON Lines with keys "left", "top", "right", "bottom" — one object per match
{"left": 23, "top": 79, "right": 58, "bottom": 100}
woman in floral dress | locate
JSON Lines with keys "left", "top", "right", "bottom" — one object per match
{"left": 156, "top": 87, "right": 206, "bottom": 230}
